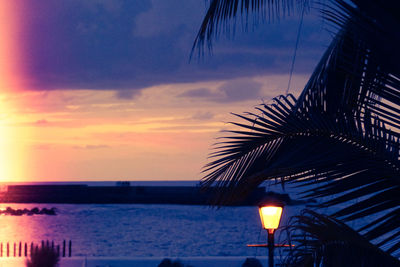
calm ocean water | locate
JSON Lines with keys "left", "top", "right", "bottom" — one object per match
{"left": 0, "top": 203, "right": 302, "bottom": 257}
{"left": 2, "top": 181, "right": 352, "bottom": 257}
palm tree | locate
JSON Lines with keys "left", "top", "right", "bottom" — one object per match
{"left": 194, "top": 0, "right": 400, "bottom": 260}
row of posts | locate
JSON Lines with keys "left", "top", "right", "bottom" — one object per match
{"left": 0, "top": 240, "right": 71, "bottom": 257}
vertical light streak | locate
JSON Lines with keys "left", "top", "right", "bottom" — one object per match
{"left": 0, "top": 2, "right": 26, "bottom": 181}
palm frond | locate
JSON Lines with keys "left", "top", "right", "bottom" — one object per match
{"left": 192, "top": 0, "right": 310, "bottom": 55}
{"left": 199, "top": 0, "right": 400, "bottom": 255}
{"left": 283, "top": 209, "right": 400, "bottom": 267}
{"left": 202, "top": 94, "right": 400, "bottom": 253}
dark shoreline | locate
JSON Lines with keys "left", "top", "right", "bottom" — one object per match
{"left": 0, "top": 184, "right": 267, "bottom": 206}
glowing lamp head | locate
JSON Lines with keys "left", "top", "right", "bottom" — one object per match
{"left": 259, "top": 205, "right": 283, "bottom": 233}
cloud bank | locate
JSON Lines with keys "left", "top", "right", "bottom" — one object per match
{"left": 17, "top": 0, "right": 331, "bottom": 92}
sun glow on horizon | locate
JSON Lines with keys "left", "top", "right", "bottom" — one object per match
{"left": 0, "top": 2, "right": 29, "bottom": 182}
{"left": 0, "top": 2, "right": 310, "bottom": 182}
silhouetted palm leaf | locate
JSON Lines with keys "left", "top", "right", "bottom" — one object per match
{"left": 198, "top": 0, "right": 400, "bottom": 255}
{"left": 202, "top": 93, "right": 400, "bottom": 253}
{"left": 283, "top": 209, "right": 400, "bottom": 267}
{"left": 192, "top": 0, "right": 310, "bottom": 54}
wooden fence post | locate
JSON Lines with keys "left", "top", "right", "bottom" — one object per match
{"left": 0, "top": 240, "right": 71, "bottom": 258}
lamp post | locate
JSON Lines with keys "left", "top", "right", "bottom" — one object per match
{"left": 258, "top": 203, "right": 283, "bottom": 267}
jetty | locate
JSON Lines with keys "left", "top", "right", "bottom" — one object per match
{"left": 0, "top": 184, "right": 267, "bottom": 206}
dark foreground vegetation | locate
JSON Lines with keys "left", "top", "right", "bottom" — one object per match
{"left": 194, "top": 0, "right": 400, "bottom": 266}
{"left": 26, "top": 245, "right": 59, "bottom": 267}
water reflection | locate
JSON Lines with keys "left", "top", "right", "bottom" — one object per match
{"left": 0, "top": 204, "right": 37, "bottom": 258}
{"left": 0, "top": 204, "right": 300, "bottom": 257}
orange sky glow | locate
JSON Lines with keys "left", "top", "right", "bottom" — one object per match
{"left": 0, "top": 2, "right": 308, "bottom": 183}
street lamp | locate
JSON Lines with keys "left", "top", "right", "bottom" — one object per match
{"left": 258, "top": 202, "right": 283, "bottom": 267}
{"left": 259, "top": 206, "right": 283, "bottom": 233}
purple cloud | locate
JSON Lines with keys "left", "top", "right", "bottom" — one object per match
{"left": 115, "top": 90, "right": 142, "bottom": 100}
{"left": 179, "top": 79, "right": 262, "bottom": 103}
{"left": 73, "top": 145, "right": 110, "bottom": 150}
{"left": 178, "top": 88, "right": 219, "bottom": 98}
{"left": 191, "top": 111, "right": 215, "bottom": 120}
{"left": 18, "top": 0, "right": 330, "bottom": 92}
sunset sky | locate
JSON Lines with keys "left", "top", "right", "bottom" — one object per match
{"left": 0, "top": 1, "right": 330, "bottom": 182}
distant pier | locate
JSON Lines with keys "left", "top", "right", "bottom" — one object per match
{"left": 0, "top": 184, "right": 267, "bottom": 206}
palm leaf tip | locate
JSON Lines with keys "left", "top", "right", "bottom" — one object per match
{"left": 284, "top": 209, "right": 400, "bottom": 267}
{"left": 201, "top": 95, "right": 297, "bottom": 204}
{"left": 192, "top": 0, "right": 311, "bottom": 56}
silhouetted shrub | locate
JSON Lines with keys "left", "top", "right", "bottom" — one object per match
{"left": 158, "top": 258, "right": 192, "bottom": 267}
{"left": 26, "top": 245, "right": 59, "bottom": 267}
{"left": 242, "top": 257, "right": 263, "bottom": 267}
{"left": 158, "top": 258, "right": 173, "bottom": 267}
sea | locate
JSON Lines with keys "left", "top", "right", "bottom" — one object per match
{"left": 0, "top": 181, "right": 307, "bottom": 257}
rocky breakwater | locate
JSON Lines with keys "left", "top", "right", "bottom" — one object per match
{"left": 0, "top": 207, "right": 57, "bottom": 216}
